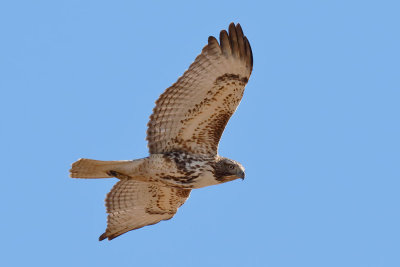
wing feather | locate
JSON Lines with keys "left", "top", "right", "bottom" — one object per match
{"left": 147, "top": 23, "right": 253, "bottom": 156}
{"left": 228, "top": 23, "right": 240, "bottom": 58}
{"left": 99, "top": 180, "right": 190, "bottom": 241}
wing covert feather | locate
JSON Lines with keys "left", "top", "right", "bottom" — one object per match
{"left": 147, "top": 23, "right": 253, "bottom": 156}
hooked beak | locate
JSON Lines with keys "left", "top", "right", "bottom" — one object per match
{"left": 238, "top": 170, "right": 245, "bottom": 180}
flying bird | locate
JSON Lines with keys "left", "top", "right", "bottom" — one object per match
{"left": 70, "top": 22, "right": 253, "bottom": 241}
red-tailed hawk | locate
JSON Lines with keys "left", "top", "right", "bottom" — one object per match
{"left": 70, "top": 23, "right": 253, "bottom": 241}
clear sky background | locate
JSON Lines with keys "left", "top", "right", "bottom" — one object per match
{"left": 1, "top": 1, "right": 399, "bottom": 266}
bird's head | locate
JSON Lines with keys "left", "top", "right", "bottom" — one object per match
{"left": 214, "top": 157, "right": 245, "bottom": 183}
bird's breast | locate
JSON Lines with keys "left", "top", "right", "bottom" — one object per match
{"left": 145, "top": 153, "right": 219, "bottom": 189}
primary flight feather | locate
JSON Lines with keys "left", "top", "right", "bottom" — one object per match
{"left": 70, "top": 23, "right": 253, "bottom": 241}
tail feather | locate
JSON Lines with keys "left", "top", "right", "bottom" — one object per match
{"left": 70, "top": 158, "right": 136, "bottom": 179}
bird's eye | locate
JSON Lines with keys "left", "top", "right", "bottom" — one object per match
{"left": 228, "top": 165, "right": 235, "bottom": 170}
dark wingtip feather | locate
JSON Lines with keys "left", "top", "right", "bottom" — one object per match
{"left": 219, "top": 30, "right": 231, "bottom": 57}
{"left": 228, "top": 23, "right": 239, "bottom": 58}
{"left": 204, "top": 36, "right": 221, "bottom": 56}
{"left": 235, "top": 24, "right": 246, "bottom": 61}
{"left": 99, "top": 233, "right": 107, "bottom": 241}
{"left": 207, "top": 36, "right": 220, "bottom": 49}
{"left": 235, "top": 23, "right": 244, "bottom": 39}
{"left": 208, "top": 35, "right": 217, "bottom": 44}
{"left": 244, "top": 36, "right": 253, "bottom": 72}
{"left": 221, "top": 22, "right": 253, "bottom": 72}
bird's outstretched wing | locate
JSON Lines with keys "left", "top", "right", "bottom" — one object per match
{"left": 99, "top": 180, "right": 191, "bottom": 241}
{"left": 147, "top": 23, "right": 253, "bottom": 156}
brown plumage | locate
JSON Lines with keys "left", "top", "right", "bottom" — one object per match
{"left": 99, "top": 180, "right": 190, "bottom": 240}
{"left": 147, "top": 23, "right": 252, "bottom": 155}
{"left": 70, "top": 23, "right": 253, "bottom": 241}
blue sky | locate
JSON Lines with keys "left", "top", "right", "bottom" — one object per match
{"left": 1, "top": 0, "right": 399, "bottom": 266}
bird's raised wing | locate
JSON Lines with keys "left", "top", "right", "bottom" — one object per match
{"left": 99, "top": 180, "right": 190, "bottom": 241}
{"left": 147, "top": 23, "right": 253, "bottom": 156}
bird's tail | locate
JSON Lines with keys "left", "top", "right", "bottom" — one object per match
{"left": 69, "top": 158, "right": 140, "bottom": 179}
